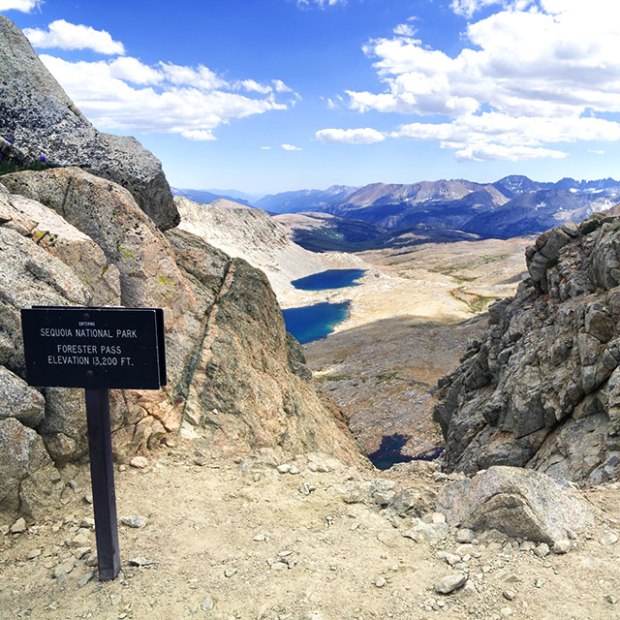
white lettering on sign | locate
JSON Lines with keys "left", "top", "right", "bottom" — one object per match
{"left": 41, "top": 328, "right": 74, "bottom": 337}
{"left": 75, "top": 328, "right": 113, "bottom": 338}
{"left": 57, "top": 344, "right": 98, "bottom": 354}
{"left": 48, "top": 355, "right": 90, "bottom": 365}
{"left": 116, "top": 329, "right": 137, "bottom": 338}
{"left": 100, "top": 345, "right": 122, "bottom": 355}
{"left": 38, "top": 325, "right": 139, "bottom": 368}
{"left": 46, "top": 354, "right": 134, "bottom": 367}
{"left": 40, "top": 327, "right": 126, "bottom": 338}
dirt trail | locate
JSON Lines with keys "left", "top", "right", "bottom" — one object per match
{"left": 2, "top": 445, "right": 620, "bottom": 620}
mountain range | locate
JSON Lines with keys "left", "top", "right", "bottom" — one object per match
{"left": 179, "top": 176, "right": 620, "bottom": 252}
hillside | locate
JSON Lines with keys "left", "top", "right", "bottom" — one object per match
{"left": 0, "top": 15, "right": 359, "bottom": 525}
{"left": 256, "top": 185, "right": 358, "bottom": 214}
{"left": 435, "top": 215, "right": 620, "bottom": 483}
{"left": 175, "top": 198, "right": 364, "bottom": 306}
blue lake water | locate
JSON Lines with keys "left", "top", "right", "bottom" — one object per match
{"left": 291, "top": 269, "right": 366, "bottom": 291}
{"left": 282, "top": 302, "right": 350, "bottom": 344}
{"left": 368, "top": 434, "right": 445, "bottom": 470}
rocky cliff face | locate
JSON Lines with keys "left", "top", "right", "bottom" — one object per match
{"left": 0, "top": 16, "right": 178, "bottom": 230}
{"left": 434, "top": 215, "right": 620, "bottom": 484}
{"left": 0, "top": 18, "right": 360, "bottom": 521}
{"left": 0, "top": 168, "right": 359, "bottom": 521}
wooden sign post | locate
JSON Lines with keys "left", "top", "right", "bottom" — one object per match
{"left": 21, "top": 306, "right": 167, "bottom": 581}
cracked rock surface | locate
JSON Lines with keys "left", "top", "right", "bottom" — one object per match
{"left": 435, "top": 215, "right": 620, "bottom": 483}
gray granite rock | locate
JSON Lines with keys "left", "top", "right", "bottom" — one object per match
{"left": 0, "top": 418, "right": 62, "bottom": 518}
{"left": 434, "top": 216, "right": 620, "bottom": 483}
{"left": 0, "top": 365, "right": 44, "bottom": 428}
{"left": 434, "top": 572, "right": 468, "bottom": 595}
{"left": 0, "top": 16, "right": 178, "bottom": 230}
{"left": 437, "top": 466, "right": 594, "bottom": 544}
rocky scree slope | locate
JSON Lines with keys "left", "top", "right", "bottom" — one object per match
{"left": 175, "top": 197, "right": 363, "bottom": 302}
{"left": 434, "top": 215, "right": 620, "bottom": 484}
{"left": 0, "top": 16, "right": 178, "bottom": 230}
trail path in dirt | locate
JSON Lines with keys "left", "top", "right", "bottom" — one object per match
{"left": 2, "top": 446, "right": 620, "bottom": 620}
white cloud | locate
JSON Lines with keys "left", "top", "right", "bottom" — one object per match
{"left": 393, "top": 113, "right": 620, "bottom": 160}
{"left": 393, "top": 22, "right": 416, "bottom": 38}
{"left": 24, "top": 19, "right": 125, "bottom": 55}
{"left": 450, "top": 0, "right": 535, "bottom": 18}
{"left": 158, "top": 62, "right": 226, "bottom": 90}
{"left": 0, "top": 0, "right": 41, "bottom": 12}
{"left": 273, "top": 79, "right": 294, "bottom": 94}
{"left": 315, "top": 128, "right": 385, "bottom": 144}
{"left": 340, "top": 1, "right": 620, "bottom": 161}
{"left": 282, "top": 143, "right": 303, "bottom": 151}
{"left": 235, "top": 79, "right": 273, "bottom": 95}
{"left": 39, "top": 54, "right": 294, "bottom": 141}
{"left": 260, "top": 145, "right": 272, "bottom": 150}
{"left": 296, "top": 0, "right": 347, "bottom": 7}
{"left": 109, "top": 57, "right": 162, "bottom": 85}
{"left": 324, "top": 95, "right": 346, "bottom": 110}
{"left": 450, "top": 0, "right": 506, "bottom": 18}
{"left": 181, "top": 129, "right": 217, "bottom": 141}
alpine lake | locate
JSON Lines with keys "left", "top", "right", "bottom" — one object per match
{"left": 282, "top": 269, "right": 365, "bottom": 344}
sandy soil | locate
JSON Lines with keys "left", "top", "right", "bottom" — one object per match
{"left": 2, "top": 446, "right": 620, "bottom": 620}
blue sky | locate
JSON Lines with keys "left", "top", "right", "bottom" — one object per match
{"left": 3, "top": 0, "right": 620, "bottom": 194}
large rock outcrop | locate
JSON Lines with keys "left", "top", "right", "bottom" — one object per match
{"left": 437, "top": 466, "right": 594, "bottom": 544}
{"left": 434, "top": 215, "right": 620, "bottom": 484}
{"left": 0, "top": 167, "right": 360, "bottom": 520}
{"left": 0, "top": 16, "right": 178, "bottom": 230}
{"left": 0, "top": 18, "right": 361, "bottom": 520}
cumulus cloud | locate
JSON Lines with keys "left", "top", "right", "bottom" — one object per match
{"left": 24, "top": 20, "right": 125, "bottom": 55}
{"left": 336, "top": 1, "right": 620, "bottom": 160}
{"left": 0, "top": 0, "right": 41, "bottom": 12}
{"left": 393, "top": 22, "right": 417, "bottom": 38}
{"left": 315, "top": 128, "right": 385, "bottom": 144}
{"left": 282, "top": 143, "right": 303, "bottom": 151}
{"left": 39, "top": 53, "right": 297, "bottom": 140}
{"left": 235, "top": 79, "right": 273, "bottom": 95}
{"left": 392, "top": 113, "right": 620, "bottom": 160}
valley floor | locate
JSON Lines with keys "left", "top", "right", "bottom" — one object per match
{"left": 304, "top": 237, "right": 529, "bottom": 461}
{"left": 2, "top": 447, "right": 620, "bottom": 620}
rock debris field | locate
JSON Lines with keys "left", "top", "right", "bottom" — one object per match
{"left": 2, "top": 444, "right": 620, "bottom": 620}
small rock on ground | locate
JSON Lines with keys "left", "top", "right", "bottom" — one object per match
{"left": 434, "top": 572, "right": 468, "bottom": 595}
{"left": 130, "top": 456, "right": 149, "bottom": 469}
